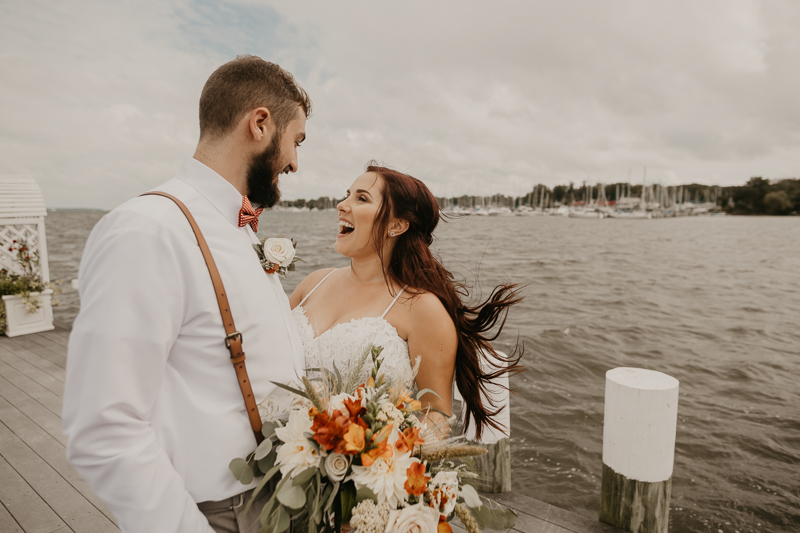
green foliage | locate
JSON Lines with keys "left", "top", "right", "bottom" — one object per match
{"left": 722, "top": 177, "right": 800, "bottom": 215}
{"left": 0, "top": 236, "right": 63, "bottom": 334}
{"left": 764, "top": 190, "right": 793, "bottom": 215}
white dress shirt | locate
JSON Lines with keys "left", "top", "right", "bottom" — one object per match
{"left": 63, "top": 157, "right": 306, "bottom": 532}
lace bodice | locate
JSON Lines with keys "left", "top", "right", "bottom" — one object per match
{"left": 291, "top": 270, "right": 414, "bottom": 388}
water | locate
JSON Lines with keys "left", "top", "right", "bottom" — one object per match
{"left": 48, "top": 210, "right": 800, "bottom": 532}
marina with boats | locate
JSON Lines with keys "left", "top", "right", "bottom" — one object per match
{"left": 440, "top": 183, "right": 727, "bottom": 219}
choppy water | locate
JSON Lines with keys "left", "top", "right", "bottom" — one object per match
{"left": 49, "top": 210, "right": 800, "bottom": 533}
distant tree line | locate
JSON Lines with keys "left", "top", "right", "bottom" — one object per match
{"left": 720, "top": 177, "right": 800, "bottom": 216}
{"left": 277, "top": 178, "right": 800, "bottom": 216}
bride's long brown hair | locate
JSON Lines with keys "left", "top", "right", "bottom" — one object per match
{"left": 366, "top": 163, "right": 524, "bottom": 440}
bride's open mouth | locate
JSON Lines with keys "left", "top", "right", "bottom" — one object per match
{"left": 338, "top": 219, "right": 355, "bottom": 236}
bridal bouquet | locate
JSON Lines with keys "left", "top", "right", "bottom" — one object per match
{"left": 230, "top": 346, "right": 517, "bottom": 533}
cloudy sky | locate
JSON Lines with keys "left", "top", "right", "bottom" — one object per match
{"left": 2, "top": 0, "right": 799, "bottom": 209}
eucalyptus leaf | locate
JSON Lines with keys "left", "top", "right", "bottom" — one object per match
{"left": 243, "top": 464, "right": 281, "bottom": 516}
{"left": 258, "top": 498, "right": 278, "bottom": 528}
{"left": 355, "top": 485, "right": 377, "bottom": 504}
{"left": 324, "top": 481, "right": 340, "bottom": 512}
{"left": 292, "top": 467, "right": 316, "bottom": 486}
{"left": 340, "top": 481, "right": 357, "bottom": 523}
{"left": 470, "top": 505, "right": 518, "bottom": 530}
{"left": 257, "top": 449, "right": 277, "bottom": 475}
{"left": 254, "top": 438, "right": 273, "bottom": 460}
{"left": 459, "top": 484, "right": 482, "bottom": 507}
{"left": 229, "top": 458, "right": 254, "bottom": 485}
{"left": 277, "top": 483, "right": 306, "bottom": 510}
{"left": 262, "top": 421, "right": 280, "bottom": 439}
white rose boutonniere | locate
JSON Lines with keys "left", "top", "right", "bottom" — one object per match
{"left": 253, "top": 235, "right": 302, "bottom": 276}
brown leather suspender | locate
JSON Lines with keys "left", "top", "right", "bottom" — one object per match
{"left": 141, "top": 192, "right": 264, "bottom": 444}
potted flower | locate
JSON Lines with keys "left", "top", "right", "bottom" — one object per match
{"left": 0, "top": 237, "right": 59, "bottom": 337}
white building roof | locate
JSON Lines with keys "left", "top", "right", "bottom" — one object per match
{"left": 0, "top": 176, "right": 47, "bottom": 218}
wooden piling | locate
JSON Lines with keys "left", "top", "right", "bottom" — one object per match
{"left": 600, "top": 367, "right": 679, "bottom": 533}
{"left": 456, "top": 350, "right": 511, "bottom": 492}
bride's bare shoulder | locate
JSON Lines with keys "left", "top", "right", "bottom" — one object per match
{"left": 289, "top": 268, "right": 337, "bottom": 308}
{"left": 402, "top": 290, "right": 450, "bottom": 324}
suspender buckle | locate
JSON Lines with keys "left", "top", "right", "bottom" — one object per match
{"left": 225, "top": 331, "right": 243, "bottom": 348}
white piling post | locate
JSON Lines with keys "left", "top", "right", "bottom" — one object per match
{"left": 600, "top": 367, "right": 679, "bottom": 533}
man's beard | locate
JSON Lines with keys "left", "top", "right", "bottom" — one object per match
{"left": 245, "top": 134, "right": 285, "bottom": 208}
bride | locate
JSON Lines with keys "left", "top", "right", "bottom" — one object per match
{"left": 289, "top": 163, "right": 523, "bottom": 439}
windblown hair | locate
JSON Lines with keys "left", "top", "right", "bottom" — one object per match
{"left": 199, "top": 55, "right": 312, "bottom": 140}
{"left": 367, "top": 163, "right": 524, "bottom": 440}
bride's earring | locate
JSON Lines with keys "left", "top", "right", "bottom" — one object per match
{"left": 389, "top": 231, "right": 395, "bottom": 237}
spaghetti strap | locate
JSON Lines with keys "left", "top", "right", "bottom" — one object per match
{"left": 380, "top": 286, "right": 407, "bottom": 318}
{"left": 299, "top": 269, "right": 337, "bottom": 307}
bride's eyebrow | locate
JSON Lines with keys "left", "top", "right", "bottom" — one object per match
{"left": 355, "top": 189, "right": 373, "bottom": 198}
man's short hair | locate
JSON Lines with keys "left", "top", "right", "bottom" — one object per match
{"left": 199, "top": 55, "right": 312, "bottom": 140}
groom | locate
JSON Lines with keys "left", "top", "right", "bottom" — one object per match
{"left": 63, "top": 56, "right": 310, "bottom": 532}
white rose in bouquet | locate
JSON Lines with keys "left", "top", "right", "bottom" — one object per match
{"left": 427, "top": 471, "right": 459, "bottom": 516}
{"left": 324, "top": 453, "right": 351, "bottom": 482}
{"left": 264, "top": 238, "right": 295, "bottom": 267}
{"left": 384, "top": 502, "right": 439, "bottom": 533}
{"left": 329, "top": 391, "right": 364, "bottom": 415}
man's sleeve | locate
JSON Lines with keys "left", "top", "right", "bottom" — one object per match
{"left": 62, "top": 212, "right": 215, "bottom": 533}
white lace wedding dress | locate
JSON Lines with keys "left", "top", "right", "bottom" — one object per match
{"left": 292, "top": 270, "right": 415, "bottom": 388}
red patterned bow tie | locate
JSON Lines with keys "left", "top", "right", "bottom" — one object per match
{"left": 238, "top": 196, "right": 264, "bottom": 232}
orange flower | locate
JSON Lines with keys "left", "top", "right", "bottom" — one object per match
{"left": 406, "top": 399, "right": 422, "bottom": 411}
{"left": 438, "top": 516, "right": 452, "bottom": 533}
{"left": 360, "top": 437, "right": 393, "bottom": 467}
{"left": 343, "top": 395, "right": 365, "bottom": 418}
{"left": 395, "top": 427, "right": 425, "bottom": 453}
{"left": 343, "top": 423, "right": 366, "bottom": 454}
{"left": 367, "top": 376, "right": 375, "bottom": 388}
{"left": 313, "top": 409, "right": 350, "bottom": 452}
{"left": 394, "top": 388, "right": 413, "bottom": 408}
{"left": 404, "top": 461, "right": 429, "bottom": 496}
{"left": 360, "top": 424, "right": 395, "bottom": 466}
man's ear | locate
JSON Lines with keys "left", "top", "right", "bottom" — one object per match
{"left": 389, "top": 219, "right": 410, "bottom": 237}
{"left": 248, "top": 107, "right": 272, "bottom": 141}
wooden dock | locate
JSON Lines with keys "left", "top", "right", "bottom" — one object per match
{"left": 0, "top": 325, "right": 622, "bottom": 533}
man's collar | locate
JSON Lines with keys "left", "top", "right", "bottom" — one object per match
{"left": 176, "top": 157, "right": 244, "bottom": 227}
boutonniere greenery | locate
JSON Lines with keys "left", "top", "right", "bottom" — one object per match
{"left": 253, "top": 236, "right": 302, "bottom": 277}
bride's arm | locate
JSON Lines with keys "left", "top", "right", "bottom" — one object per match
{"left": 288, "top": 268, "right": 336, "bottom": 309}
{"left": 406, "top": 293, "right": 458, "bottom": 438}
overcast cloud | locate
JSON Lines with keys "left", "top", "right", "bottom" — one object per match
{"left": 1, "top": 0, "right": 799, "bottom": 209}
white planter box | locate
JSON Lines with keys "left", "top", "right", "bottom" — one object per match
{"left": 3, "top": 289, "right": 54, "bottom": 337}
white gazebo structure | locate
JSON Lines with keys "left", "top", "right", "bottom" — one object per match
{"left": 0, "top": 176, "right": 54, "bottom": 336}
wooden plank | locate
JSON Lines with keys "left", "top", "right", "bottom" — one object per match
{"left": 0, "top": 502, "right": 25, "bottom": 533}
{"left": 0, "top": 394, "right": 117, "bottom": 526}
{"left": 0, "top": 421, "right": 118, "bottom": 532}
{"left": 0, "top": 373, "right": 67, "bottom": 446}
{"left": 37, "top": 328, "right": 71, "bottom": 349}
{"left": 482, "top": 492, "right": 622, "bottom": 533}
{"left": 5, "top": 334, "right": 68, "bottom": 372}
{"left": 0, "top": 359, "right": 63, "bottom": 419}
{"left": 0, "top": 338, "right": 66, "bottom": 382}
{"left": 0, "top": 345, "right": 64, "bottom": 398}
{"left": 0, "top": 456, "right": 66, "bottom": 533}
